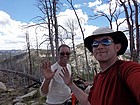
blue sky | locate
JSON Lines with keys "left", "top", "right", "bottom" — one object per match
{"left": 0, "top": 0, "right": 42, "bottom": 23}
{"left": 0, "top": 0, "right": 117, "bottom": 50}
{"left": 0, "top": 0, "right": 137, "bottom": 50}
{"left": 0, "top": 0, "right": 106, "bottom": 25}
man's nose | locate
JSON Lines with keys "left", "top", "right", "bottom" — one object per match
{"left": 97, "top": 43, "right": 104, "bottom": 48}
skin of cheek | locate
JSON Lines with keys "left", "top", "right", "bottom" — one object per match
{"left": 92, "top": 46, "right": 117, "bottom": 61}
{"left": 114, "top": 44, "right": 121, "bottom": 53}
{"left": 60, "top": 55, "right": 69, "bottom": 63}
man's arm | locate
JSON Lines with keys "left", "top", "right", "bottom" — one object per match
{"left": 40, "top": 78, "right": 51, "bottom": 96}
{"left": 40, "top": 61, "right": 56, "bottom": 96}
{"left": 68, "top": 82, "right": 90, "bottom": 105}
{"left": 60, "top": 67, "right": 91, "bottom": 105}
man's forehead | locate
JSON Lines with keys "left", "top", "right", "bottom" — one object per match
{"left": 93, "top": 35, "right": 112, "bottom": 40}
{"left": 60, "top": 46, "right": 70, "bottom": 50}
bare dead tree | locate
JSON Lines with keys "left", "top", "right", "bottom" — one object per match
{"left": 119, "top": 0, "right": 134, "bottom": 60}
{"left": 132, "top": 0, "right": 140, "bottom": 62}
{"left": 37, "top": 0, "right": 61, "bottom": 63}
{"left": 92, "top": 0, "right": 126, "bottom": 30}
{"left": 26, "top": 32, "right": 32, "bottom": 75}
{"left": 0, "top": 69, "right": 41, "bottom": 85}
{"left": 67, "top": 0, "right": 90, "bottom": 81}
{"left": 65, "top": 19, "right": 79, "bottom": 74}
{"left": 90, "top": 0, "right": 140, "bottom": 61}
{"left": 52, "top": 0, "right": 59, "bottom": 59}
{"left": 35, "top": 27, "right": 39, "bottom": 57}
{"left": 118, "top": 0, "right": 140, "bottom": 62}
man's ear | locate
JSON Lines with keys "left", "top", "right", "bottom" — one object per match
{"left": 115, "top": 43, "right": 121, "bottom": 53}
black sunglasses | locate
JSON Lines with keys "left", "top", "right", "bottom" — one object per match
{"left": 60, "top": 52, "right": 70, "bottom": 56}
{"left": 92, "top": 39, "right": 113, "bottom": 48}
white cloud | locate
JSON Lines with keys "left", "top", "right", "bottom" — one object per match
{"left": 0, "top": 2, "right": 131, "bottom": 50}
{"left": 95, "top": 3, "right": 109, "bottom": 14}
{"left": 74, "top": 4, "right": 82, "bottom": 8}
{"left": 57, "top": 9, "right": 95, "bottom": 45}
{"left": 0, "top": 11, "right": 26, "bottom": 50}
{"left": 88, "top": 0, "right": 102, "bottom": 7}
{"left": 0, "top": 11, "right": 43, "bottom": 50}
{"left": 58, "top": 9, "right": 89, "bottom": 27}
{"left": 62, "top": 3, "right": 69, "bottom": 8}
{"left": 0, "top": 9, "right": 96, "bottom": 50}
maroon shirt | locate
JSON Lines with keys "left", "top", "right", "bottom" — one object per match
{"left": 88, "top": 60, "right": 140, "bottom": 105}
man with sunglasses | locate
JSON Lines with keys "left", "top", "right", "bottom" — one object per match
{"left": 40, "top": 44, "right": 72, "bottom": 105}
{"left": 60, "top": 27, "right": 140, "bottom": 105}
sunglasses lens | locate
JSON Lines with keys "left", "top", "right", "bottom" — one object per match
{"left": 66, "top": 52, "right": 70, "bottom": 55}
{"left": 60, "top": 53, "right": 64, "bottom": 55}
{"left": 92, "top": 39, "right": 113, "bottom": 48}
{"left": 102, "top": 39, "right": 112, "bottom": 46}
{"left": 92, "top": 41, "right": 99, "bottom": 48}
{"left": 60, "top": 52, "right": 70, "bottom": 56}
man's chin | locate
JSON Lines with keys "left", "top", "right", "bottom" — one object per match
{"left": 97, "top": 58, "right": 107, "bottom": 62}
{"left": 62, "top": 59, "right": 68, "bottom": 63}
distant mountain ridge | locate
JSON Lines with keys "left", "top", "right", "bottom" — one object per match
{"left": 0, "top": 50, "right": 25, "bottom": 54}
{"left": 0, "top": 50, "right": 26, "bottom": 61}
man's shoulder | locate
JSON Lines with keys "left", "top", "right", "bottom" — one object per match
{"left": 118, "top": 60, "right": 140, "bottom": 77}
{"left": 67, "top": 63, "right": 71, "bottom": 67}
{"left": 51, "top": 62, "right": 59, "bottom": 71}
{"left": 120, "top": 60, "right": 140, "bottom": 67}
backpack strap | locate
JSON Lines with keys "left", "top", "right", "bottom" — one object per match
{"left": 116, "top": 60, "right": 138, "bottom": 105}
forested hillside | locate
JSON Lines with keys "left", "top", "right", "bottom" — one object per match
{"left": 0, "top": 44, "right": 130, "bottom": 105}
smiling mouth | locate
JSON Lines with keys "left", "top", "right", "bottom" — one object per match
{"left": 98, "top": 52, "right": 105, "bottom": 53}
{"left": 97, "top": 52, "right": 107, "bottom": 55}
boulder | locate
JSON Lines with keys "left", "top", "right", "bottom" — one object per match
{"left": 17, "top": 90, "right": 38, "bottom": 99}
{"left": 0, "top": 82, "right": 7, "bottom": 92}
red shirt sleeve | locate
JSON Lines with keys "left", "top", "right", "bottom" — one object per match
{"left": 121, "top": 61, "right": 140, "bottom": 104}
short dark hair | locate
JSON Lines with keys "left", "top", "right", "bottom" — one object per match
{"left": 58, "top": 44, "right": 70, "bottom": 52}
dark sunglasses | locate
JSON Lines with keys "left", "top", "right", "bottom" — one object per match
{"left": 60, "top": 52, "right": 70, "bottom": 56}
{"left": 92, "top": 39, "right": 113, "bottom": 48}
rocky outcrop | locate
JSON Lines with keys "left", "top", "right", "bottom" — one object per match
{"left": 0, "top": 82, "right": 7, "bottom": 92}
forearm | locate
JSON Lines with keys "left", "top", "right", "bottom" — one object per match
{"left": 69, "top": 82, "right": 90, "bottom": 105}
{"left": 40, "top": 78, "right": 51, "bottom": 95}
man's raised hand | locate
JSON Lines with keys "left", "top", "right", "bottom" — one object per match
{"left": 42, "top": 61, "right": 57, "bottom": 80}
{"left": 60, "top": 67, "right": 72, "bottom": 86}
